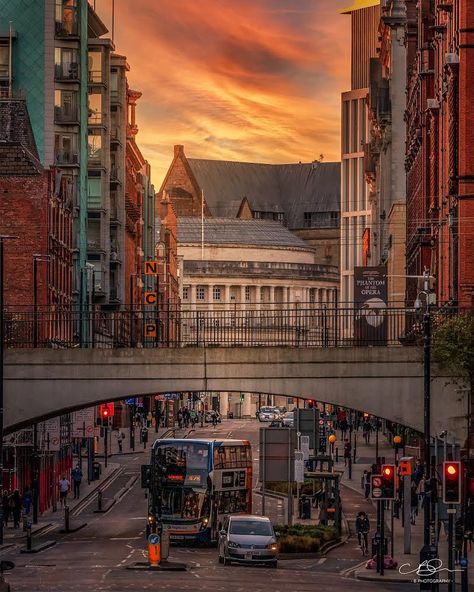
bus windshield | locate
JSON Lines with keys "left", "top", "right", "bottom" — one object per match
{"left": 160, "top": 487, "right": 210, "bottom": 519}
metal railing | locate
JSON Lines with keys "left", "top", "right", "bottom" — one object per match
{"left": 1, "top": 305, "right": 465, "bottom": 350}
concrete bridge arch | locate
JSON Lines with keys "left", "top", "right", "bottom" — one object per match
{"left": 5, "top": 347, "right": 467, "bottom": 441}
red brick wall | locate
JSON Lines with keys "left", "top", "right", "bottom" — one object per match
{"left": 0, "top": 174, "right": 49, "bottom": 307}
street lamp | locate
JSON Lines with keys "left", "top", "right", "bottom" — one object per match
{"left": 0, "top": 235, "right": 18, "bottom": 545}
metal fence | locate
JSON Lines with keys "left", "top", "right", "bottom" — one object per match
{"left": 2, "top": 304, "right": 463, "bottom": 349}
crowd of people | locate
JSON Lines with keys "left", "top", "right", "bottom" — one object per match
{"left": 1, "top": 489, "right": 29, "bottom": 528}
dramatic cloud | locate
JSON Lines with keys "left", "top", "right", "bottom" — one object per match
{"left": 96, "top": 0, "right": 351, "bottom": 184}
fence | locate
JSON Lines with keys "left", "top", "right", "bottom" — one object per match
{"left": 2, "top": 304, "right": 461, "bottom": 349}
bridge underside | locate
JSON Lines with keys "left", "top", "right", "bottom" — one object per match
{"left": 5, "top": 347, "right": 467, "bottom": 441}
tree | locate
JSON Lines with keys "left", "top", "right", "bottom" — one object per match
{"left": 432, "top": 314, "right": 474, "bottom": 450}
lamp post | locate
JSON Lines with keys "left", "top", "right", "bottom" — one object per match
{"left": 0, "top": 235, "right": 18, "bottom": 545}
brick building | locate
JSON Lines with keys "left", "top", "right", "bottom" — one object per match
{"left": 405, "top": 0, "right": 474, "bottom": 307}
{"left": 0, "top": 99, "right": 73, "bottom": 318}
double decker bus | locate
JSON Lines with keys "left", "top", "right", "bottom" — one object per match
{"left": 143, "top": 438, "right": 252, "bottom": 544}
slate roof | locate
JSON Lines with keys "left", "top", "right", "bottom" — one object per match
{"left": 186, "top": 159, "right": 340, "bottom": 229}
{"left": 0, "top": 99, "right": 42, "bottom": 175}
{"left": 178, "top": 217, "right": 312, "bottom": 249}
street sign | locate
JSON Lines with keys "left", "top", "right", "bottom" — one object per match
{"left": 294, "top": 450, "right": 305, "bottom": 483}
{"left": 71, "top": 408, "right": 95, "bottom": 438}
{"left": 371, "top": 475, "right": 383, "bottom": 500}
{"left": 125, "top": 398, "right": 137, "bottom": 406}
{"left": 300, "top": 435, "right": 310, "bottom": 461}
{"left": 39, "top": 417, "right": 61, "bottom": 451}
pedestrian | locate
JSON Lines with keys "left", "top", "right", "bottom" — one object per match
{"left": 413, "top": 460, "right": 424, "bottom": 486}
{"left": 156, "top": 408, "right": 163, "bottom": 429}
{"left": 116, "top": 429, "right": 125, "bottom": 453}
{"left": 177, "top": 408, "right": 183, "bottom": 429}
{"left": 363, "top": 470, "right": 371, "bottom": 499}
{"left": 22, "top": 487, "right": 32, "bottom": 516}
{"left": 410, "top": 483, "right": 418, "bottom": 525}
{"left": 212, "top": 411, "right": 218, "bottom": 428}
{"left": 199, "top": 409, "right": 204, "bottom": 427}
{"left": 10, "top": 490, "right": 22, "bottom": 528}
{"left": 312, "top": 486, "right": 323, "bottom": 509}
{"left": 343, "top": 438, "right": 351, "bottom": 466}
{"left": 190, "top": 409, "right": 197, "bottom": 428}
{"left": 362, "top": 420, "right": 372, "bottom": 444}
{"left": 2, "top": 491, "right": 10, "bottom": 527}
{"left": 141, "top": 426, "right": 148, "bottom": 449}
{"left": 340, "top": 418, "right": 348, "bottom": 440}
{"left": 71, "top": 464, "right": 83, "bottom": 499}
{"left": 58, "top": 474, "right": 70, "bottom": 508}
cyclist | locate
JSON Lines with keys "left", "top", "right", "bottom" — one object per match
{"left": 355, "top": 511, "right": 370, "bottom": 555}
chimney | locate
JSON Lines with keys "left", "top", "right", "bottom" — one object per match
{"left": 174, "top": 144, "right": 184, "bottom": 157}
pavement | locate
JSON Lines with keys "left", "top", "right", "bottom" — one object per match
{"left": 0, "top": 419, "right": 420, "bottom": 591}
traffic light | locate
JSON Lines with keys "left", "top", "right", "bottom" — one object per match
{"left": 380, "top": 464, "right": 396, "bottom": 499}
{"left": 443, "top": 461, "right": 461, "bottom": 504}
{"left": 308, "top": 400, "right": 314, "bottom": 409}
{"left": 99, "top": 403, "right": 115, "bottom": 425}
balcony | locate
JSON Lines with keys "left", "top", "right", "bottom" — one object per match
{"left": 55, "top": 151, "right": 78, "bottom": 166}
{"left": 55, "top": 105, "right": 79, "bottom": 124}
{"left": 55, "top": 19, "right": 78, "bottom": 37}
{"left": 54, "top": 63, "right": 79, "bottom": 82}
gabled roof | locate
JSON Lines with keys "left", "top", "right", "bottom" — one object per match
{"left": 0, "top": 99, "right": 42, "bottom": 175}
{"left": 186, "top": 158, "right": 340, "bottom": 229}
{"left": 177, "top": 217, "right": 313, "bottom": 250}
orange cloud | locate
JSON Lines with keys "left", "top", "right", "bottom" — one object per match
{"left": 96, "top": 0, "right": 351, "bottom": 183}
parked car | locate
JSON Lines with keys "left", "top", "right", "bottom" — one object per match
{"left": 205, "top": 410, "right": 222, "bottom": 423}
{"left": 257, "top": 406, "right": 279, "bottom": 422}
{"left": 281, "top": 411, "right": 294, "bottom": 427}
{"left": 218, "top": 515, "right": 278, "bottom": 567}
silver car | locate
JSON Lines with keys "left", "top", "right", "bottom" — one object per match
{"left": 281, "top": 411, "right": 294, "bottom": 427}
{"left": 258, "top": 407, "right": 278, "bottom": 422}
{"left": 218, "top": 515, "right": 278, "bottom": 567}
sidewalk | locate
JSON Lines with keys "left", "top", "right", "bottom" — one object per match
{"left": 329, "top": 430, "right": 473, "bottom": 584}
{"left": 0, "top": 461, "right": 121, "bottom": 552}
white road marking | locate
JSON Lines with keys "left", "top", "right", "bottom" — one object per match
{"left": 317, "top": 558, "right": 327, "bottom": 565}
{"left": 110, "top": 536, "right": 141, "bottom": 540}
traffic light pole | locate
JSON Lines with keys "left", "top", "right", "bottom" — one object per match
{"left": 380, "top": 501, "right": 385, "bottom": 576}
{"left": 448, "top": 505, "right": 454, "bottom": 592}
{"left": 104, "top": 425, "right": 108, "bottom": 468}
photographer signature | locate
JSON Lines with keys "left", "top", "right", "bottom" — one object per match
{"left": 399, "top": 559, "right": 462, "bottom": 577}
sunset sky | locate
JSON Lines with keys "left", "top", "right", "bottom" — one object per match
{"left": 97, "top": 0, "right": 352, "bottom": 184}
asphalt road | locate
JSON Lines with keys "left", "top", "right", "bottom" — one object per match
{"left": 3, "top": 419, "right": 416, "bottom": 591}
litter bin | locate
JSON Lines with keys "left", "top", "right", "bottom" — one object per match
{"left": 92, "top": 461, "right": 101, "bottom": 481}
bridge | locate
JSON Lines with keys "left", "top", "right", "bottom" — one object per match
{"left": 2, "top": 305, "right": 467, "bottom": 440}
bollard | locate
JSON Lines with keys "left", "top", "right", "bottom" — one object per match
{"left": 26, "top": 522, "right": 32, "bottom": 551}
{"left": 97, "top": 490, "right": 102, "bottom": 511}
{"left": 335, "top": 447, "right": 339, "bottom": 463}
{"left": 64, "top": 506, "right": 70, "bottom": 532}
{"left": 348, "top": 457, "right": 352, "bottom": 480}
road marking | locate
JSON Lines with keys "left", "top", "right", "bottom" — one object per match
{"left": 110, "top": 536, "right": 141, "bottom": 540}
{"left": 129, "top": 516, "right": 147, "bottom": 520}
{"left": 317, "top": 558, "right": 327, "bottom": 565}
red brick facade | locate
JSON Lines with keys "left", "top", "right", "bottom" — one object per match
{"left": 406, "top": 0, "right": 474, "bottom": 307}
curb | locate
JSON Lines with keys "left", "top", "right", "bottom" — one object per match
{"left": 127, "top": 561, "right": 187, "bottom": 571}
{"left": 59, "top": 522, "right": 87, "bottom": 534}
{"left": 354, "top": 571, "right": 414, "bottom": 584}
{"left": 71, "top": 466, "right": 122, "bottom": 516}
{"left": 20, "top": 540, "right": 56, "bottom": 554}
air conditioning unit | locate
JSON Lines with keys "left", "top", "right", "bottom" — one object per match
{"left": 427, "top": 99, "right": 439, "bottom": 110}
{"left": 445, "top": 53, "right": 459, "bottom": 65}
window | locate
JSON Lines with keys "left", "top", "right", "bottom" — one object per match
{"left": 304, "top": 212, "right": 312, "bottom": 228}
{"left": 197, "top": 286, "right": 205, "bottom": 301}
{"left": 110, "top": 69, "right": 118, "bottom": 101}
{"left": 88, "top": 50, "right": 102, "bottom": 83}
{"left": 309, "top": 289, "right": 316, "bottom": 304}
{"left": 54, "top": 90, "right": 78, "bottom": 123}
{"left": 88, "top": 130, "right": 102, "bottom": 163}
{"left": 87, "top": 178, "right": 101, "bottom": 209}
{"left": 0, "top": 42, "right": 9, "bottom": 78}
{"left": 54, "top": 133, "right": 77, "bottom": 165}
{"left": 55, "top": 0, "right": 78, "bottom": 36}
{"left": 245, "top": 286, "right": 250, "bottom": 302}
{"left": 54, "top": 47, "right": 78, "bottom": 80}
{"left": 88, "top": 92, "right": 102, "bottom": 124}
{"left": 213, "top": 286, "right": 221, "bottom": 301}
{"left": 182, "top": 287, "right": 189, "bottom": 301}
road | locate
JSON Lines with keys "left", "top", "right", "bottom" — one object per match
{"left": 3, "top": 419, "right": 415, "bottom": 591}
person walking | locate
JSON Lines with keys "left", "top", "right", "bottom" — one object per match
{"left": 212, "top": 411, "right": 218, "bottom": 428}
{"left": 362, "top": 420, "right": 372, "bottom": 444}
{"left": 355, "top": 511, "right": 370, "bottom": 555}
{"left": 410, "top": 483, "right": 419, "bottom": 525}
{"left": 116, "top": 429, "right": 125, "bottom": 453}
{"left": 177, "top": 408, "right": 183, "bottom": 429}
{"left": 2, "top": 491, "right": 10, "bottom": 527}
{"left": 362, "top": 470, "right": 371, "bottom": 499}
{"left": 71, "top": 465, "right": 83, "bottom": 499}
{"left": 11, "top": 490, "right": 22, "bottom": 529}
{"left": 58, "top": 475, "right": 70, "bottom": 508}
{"left": 343, "top": 438, "right": 351, "bottom": 467}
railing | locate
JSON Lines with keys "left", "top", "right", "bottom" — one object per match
{"left": 1, "top": 305, "right": 465, "bottom": 350}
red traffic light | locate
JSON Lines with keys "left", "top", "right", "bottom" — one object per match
{"left": 446, "top": 464, "right": 457, "bottom": 476}
{"left": 100, "top": 403, "right": 115, "bottom": 418}
{"left": 443, "top": 461, "right": 461, "bottom": 504}
{"left": 383, "top": 466, "right": 393, "bottom": 477}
